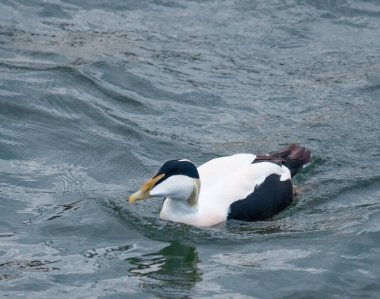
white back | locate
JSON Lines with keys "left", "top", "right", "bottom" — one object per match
{"left": 197, "top": 154, "right": 256, "bottom": 191}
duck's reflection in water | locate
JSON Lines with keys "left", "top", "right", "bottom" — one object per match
{"left": 127, "top": 241, "right": 201, "bottom": 297}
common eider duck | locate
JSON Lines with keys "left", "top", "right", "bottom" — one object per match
{"left": 129, "top": 144, "right": 311, "bottom": 227}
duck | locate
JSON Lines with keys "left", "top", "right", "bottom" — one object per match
{"left": 129, "top": 144, "right": 311, "bottom": 227}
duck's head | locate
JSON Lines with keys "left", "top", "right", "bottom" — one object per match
{"left": 129, "top": 159, "right": 200, "bottom": 205}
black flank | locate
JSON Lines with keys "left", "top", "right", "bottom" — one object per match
{"left": 227, "top": 174, "right": 293, "bottom": 221}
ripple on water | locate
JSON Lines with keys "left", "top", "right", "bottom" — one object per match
{"left": 1, "top": 0, "right": 380, "bottom": 298}
{"left": 107, "top": 167, "right": 380, "bottom": 246}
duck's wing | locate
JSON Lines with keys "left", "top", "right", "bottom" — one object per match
{"left": 198, "top": 161, "right": 292, "bottom": 224}
{"left": 197, "top": 153, "right": 256, "bottom": 191}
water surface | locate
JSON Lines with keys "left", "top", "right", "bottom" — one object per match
{"left": 1, "top": 0, "right": 380, "bottom": 298}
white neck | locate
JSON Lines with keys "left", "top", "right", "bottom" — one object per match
{"left": 158, "top": 177, "right": 201, "bottom": 223}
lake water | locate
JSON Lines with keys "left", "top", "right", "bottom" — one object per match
{"left": 1, "top": 0, "right": 380, "bottom": 298}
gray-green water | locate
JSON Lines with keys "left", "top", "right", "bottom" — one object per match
{"left": 1, "top": 0, "right": 380, "bottom": 298}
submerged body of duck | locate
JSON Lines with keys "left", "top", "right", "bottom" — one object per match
{"left": 129, "top": 144, "right": 311, "bottom": 227}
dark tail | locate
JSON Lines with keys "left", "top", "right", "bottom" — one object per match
{"left": 270, "top": 144, "right": 311, "bottom": 177}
